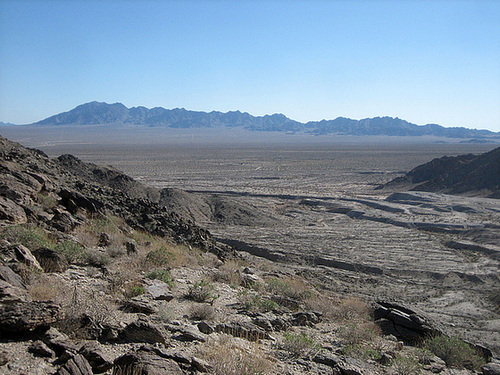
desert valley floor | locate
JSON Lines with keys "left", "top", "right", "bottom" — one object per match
{"left": 4, "top": 129, "right": 499, "bottom": 356}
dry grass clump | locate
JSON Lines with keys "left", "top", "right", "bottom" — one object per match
{"left": 189, "top": 303, "right": 217, "bottom": 321}
{"left": 338, "top": 321, "right": 382, "bottom": 346}
{"left": 200, "top": 334, "right": 276, "bottom": 375}
{"left": 265, "top": 275, "right": 314, "bottom": 302}
{"left": 28, "top": 274, "right": 62, "bottom": 301}
{"left": 212, "top": 259, "right": 245, "bottom": 286}
{"left": 187, "top": 280, "right": 219, "bottom": 304}
{"left": 390, "top": 354, "right": 421, "bottom": 375}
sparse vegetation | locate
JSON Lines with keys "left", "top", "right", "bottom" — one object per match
{"left": 390, "top": 354, "right": 421, "bottom": 375}
{"left": 422, "top": 335, "right": 485, "bottom": 370}
{"left": 190, "top": 303, "right": 216, "bottom": 321}
{"left": 146, "top": 269, "right": 175, "bottom": 288}
{"left": 238, "top": 290, "right": 279, "bottom": 312}
{"left": 187, "top": 280, "right": 219, "bottom": 303}
{"left": 201, "top": 334, "right": 276, "bottom": 375}
{"left": 280, "top": 331, "right": 321, "bottom": 359}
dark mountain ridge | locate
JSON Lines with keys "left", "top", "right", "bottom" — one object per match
{"left": 379, "top": 146, "right": 500, "bottom": 198}
{"left": 34, "top": 101, "right": 499, "bottom": 138}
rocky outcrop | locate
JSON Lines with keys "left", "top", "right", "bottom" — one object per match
{"left": 374, "top": 301, "right": 441, "bottom": 342}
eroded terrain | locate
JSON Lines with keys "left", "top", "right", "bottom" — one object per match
{"left": 33, "top": 140, "right": 500, "bottom": 355}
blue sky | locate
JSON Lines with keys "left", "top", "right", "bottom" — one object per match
{"left": 1, "top": 0, "right": 499, "bottom": 131}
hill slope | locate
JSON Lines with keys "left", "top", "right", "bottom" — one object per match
{"left": 34, "top": 101, "right": 499, "bottom": 138}
{"left": 379, "top": 146, "right": 500, "bottom": 198}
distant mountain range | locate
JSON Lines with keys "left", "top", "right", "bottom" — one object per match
{"left": 33, "top": 101, "right": 499, "bottom": 138}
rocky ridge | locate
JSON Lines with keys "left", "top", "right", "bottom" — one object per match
{"left": 0, "top": 136, "right": 498, "bottom": 374}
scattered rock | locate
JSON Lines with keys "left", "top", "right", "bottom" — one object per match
{"left": 197, "top": 321, "right": 214, "bottom": 334}
{"left": 191, "top": 356, "right": 211, "bottom": 372}
{"left": 215, "top": 321, "right": 271, "bottom": 341}
{"left": 165, "top": 323, "right": 206, "bottom": 342}
{"left": 2, "top": 244, "right": 43, "bottom": 272}
{"left": 145, "top": 280, "right": 174, "bottom": 301}
{"left": 119, "top": 317, "right": 168, "bottom": 345}
{"left": 0, "top": 264, "right": 25, "bottom": 288}
{"left": 290, "top": 311, "right": 322, "bottom": 327}
{"left": 113, "top": 345, "right": 184, "bottom": 375}
{"left": 125, "top": 295, "right": 158, "bottom": 314}
{"left": 125, "top": 241, "right": 137, "bottom": 255}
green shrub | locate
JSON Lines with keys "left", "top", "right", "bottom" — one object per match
{"left": 238, "top": 290, "right": 278, "bottom": 312}
{"left": 280, "top": 332, "right": 321, "bottom": 358}
{"left": 146, "top": 247, "right": 176, "bottom": 266}
{"left": 55, "top": 240, "right": 86, "bottom": 263}
{"left": 391, "top": 355, "right": 420, "bottom": 375}
{"left": 1, "top": 225, "right": 53, "bottom": 249}
{"left": 146, "top": 269, "right": 175, "bottom": 288}
{"left": 187, "top": 280, "right": 218, "bottom": 303}
{"left": 423, "top": 335, "right": 485, "bottom": 370}
{"left": 124, "top": 285, "right": 145, "bottom": 298}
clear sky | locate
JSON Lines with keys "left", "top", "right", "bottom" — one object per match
{"left": 0, "top": 0, "right": 499, "bottom": 131}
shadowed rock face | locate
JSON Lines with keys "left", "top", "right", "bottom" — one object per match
{"left": 379, "top": 146, "right": 500, "bottom": 198}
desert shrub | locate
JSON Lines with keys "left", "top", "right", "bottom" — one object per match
{"left": 158, "top": 302, "right": 176, "bottom": 323}
{"left": 280, "top": 331, "right": 321, "bottom": 358}
{"left": 28, "top": 274, "right": 58, "bottom": 301}
{"left": 146, "top": 269, "right": 175, "bottom": 288}
{"left": 145, "top": 247, "right": 177, "bottom": 266}
{"left": 190, "top": 304, "right": 216, "bottom": 321}
{"left": 1, "top": 224, "right": 53, "bottom": 249}
{"left": 331, "top": 297, "right": 371, "bottom": 321}
{"left": 54, "top": 240, "right": 86, "bottom": 263}
{"left": 187, "top": 280, "right": 219, "bottom": 303}
{"left": 391, "top": 355, "right": 421, "bottom": 375}
{"left": 423, "top": 335, "right": 485, "bottom": 370}
{"left": 238, "top": 290, "right": 278, "bottom": 312}
{"left": 212, "top": 260, "right": 244, "bottom": 286}
{"left": 84, "top": 248, "right": 110, "bottom": 267}
{"left": 343, "top": 344, "right": 383, "bottom": 361}
{"left": 124, "top": 285, "right": 145, "bottom": 298}
{"left": 338, "top": 322, "right": 381, "bottom": 346}
{"left": 36, "top": 192, "right": 58, "bottom": 210}
{"left": 201, "top": 334, "right": 275, "bottom": 375}
{"left": 266, "top": 276, "right": 313, "bottom": 301}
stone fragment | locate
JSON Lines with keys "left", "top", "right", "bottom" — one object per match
{"left": 126, "top": 295, "right": 158, "bottom": 314}
{"left": 483, "top": 363, "right": 500, "bottom": 375}
{"left": 29, "top": 340, "right": 55, "bottom": 358}
{"left": 0, "top": 279, "right": 28, "bottom": 303}
{"left": 56, "top": 354, "right": 93, "bottom": 375}
{"left": 33, "top": 247, "right": 69, "bottom": 273}
{"left": 3, "top": 244, "right": 43, "bottom": 271}
{"left": 0, "top": 264, "right": 25, "bottom": 289}
{"left": 119, "top": 317, "right": 168, "bottom": 344}
{"left": 0, "top": 301, "right": 64, "bottom": 332}
{"left": 197, "top": 321, "right": 214, "bottom": 334}
{"left": 145, "top": 280, "right": 174, "bottom": 301}
{"left": 290, "top": 311, "right": 322, "bottom": 326}
{"left": 79, "top": 341, "right": 113, "bottom": 373}
{"left": 0, "top": 196, "right": 27, "bottom": 223}
{"left": 191, "top": 356, "right": 211, "bottom": 372}
{"left": 165, "top": 323, "right": 206, "bottom": 342}
{"left": 125, "top": 241, "right": 137, "bottom": 255}
{"left": 113, "top": 346, "right": 184, "bottom": 375}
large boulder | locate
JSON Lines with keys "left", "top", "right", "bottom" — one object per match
{"left": 33, "top": 247, "right": 69, "bottom": 273}
{"left": 0, "top": 196, "right": 27, "bottom": 224}
{"left": 374, "top": 301, "right": 441, "bottom": 342}
{"left": 0, "top": 300, "right": 64, "bottom": 332}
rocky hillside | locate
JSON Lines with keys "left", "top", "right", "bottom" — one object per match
{"left": 34, "top": 101, "right": 500, "bottom": 139}
{"left": 378, "top": 146, "right": 500, "bottom": 198}
{"left": 1, "top": 136, "right": 498, "bottom": 374}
